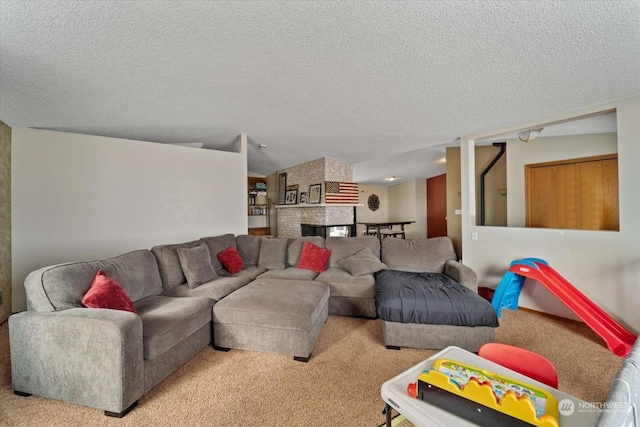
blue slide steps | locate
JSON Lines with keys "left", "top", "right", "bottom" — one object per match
{"left": 491, "top": 259, "right": 543, "bottom": 317}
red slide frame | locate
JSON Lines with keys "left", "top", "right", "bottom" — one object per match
{"left": 509, "top": 261, "right": 637, "bottom": 357}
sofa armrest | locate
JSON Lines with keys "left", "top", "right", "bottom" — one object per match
{"left": 444, "top": 260, "right": 477, "bottom": 292}
{"left": 596, "top": 339, "right": 640, "bottom": 426}
{"left": 9, "top": 308, "right": 144, "bottom": 414}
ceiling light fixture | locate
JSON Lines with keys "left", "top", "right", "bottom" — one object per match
{"left": 258, "top": 144, "right": 268, "bottom": 149}
{"left": 386, "top": 176, "right": 397, "bottom": 181}
{"left": 518, "top": 128, "right": 544, "bottom": 143}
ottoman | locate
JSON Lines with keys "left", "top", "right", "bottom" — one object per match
{"left": 212, "top": 278, "right": 330, "bottom": 362}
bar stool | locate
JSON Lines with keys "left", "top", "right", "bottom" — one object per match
{"left": 379, "top": 229, "right": 406, "bottom": 239}
{"left": 478, "top": 343, "right": 558, "bottom": 388}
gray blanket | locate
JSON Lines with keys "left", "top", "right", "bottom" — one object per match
{"left": 375, "top": 270, "right": 499, "bottom": 327}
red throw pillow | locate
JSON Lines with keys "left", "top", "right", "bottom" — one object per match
{"left": 297, "top": 241, "right": 331, "bottom": 273}
{"left": 218, "top": 246, "right": 244, "bottom": 274}
{"left": 82, "top": 270, "right": 137, "bottom": 313}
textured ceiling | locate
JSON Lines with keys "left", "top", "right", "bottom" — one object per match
{"left": 1, "top": 1, "right": 639, "bottom": 185}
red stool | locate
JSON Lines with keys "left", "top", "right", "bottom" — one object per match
{"left": 478, "top": 343, "right": 558, "bottom": 388}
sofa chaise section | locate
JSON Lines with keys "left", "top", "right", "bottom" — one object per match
{"left": 377, "top": 237, "right": 497, "bottom": 352}
{"left": 10, "top": 250, "right": 214, "bottom": 417}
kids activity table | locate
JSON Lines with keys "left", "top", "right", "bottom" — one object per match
{"left": 381, "top": 346, "right": 601, "bottom": 427}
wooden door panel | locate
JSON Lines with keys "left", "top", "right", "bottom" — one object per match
{"left": 526, "top": 167, "right": 554, "bottom": 228}
{"left": 577, "top": 161, "right": 604, "bottom": 230}
{"left": 602, "top": 159, "right": 620, "bottom": 231}
{"left": 553, "top": 164, "right": 577, "bottom": 229}
{"left": 526, "top": 154, "right": 618, "bottom": 231}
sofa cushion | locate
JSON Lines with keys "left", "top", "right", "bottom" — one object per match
{"left": 177, "top": 243, "right": 218, "bottom": 289}
{"left": 200, "top": 234, "right": 237, "bottom": 271}
{"left": 25, "top": 250, "right": 163, "bottom": 312}
{"left": 82, "top": 270, "right": 137, "bottom": 313}
{"left": 164, "top": 276, "right": 251, "bottom": 302}
{"left": 286, "top": 236, "right": 325, "bottom": 267}
{"left": 297, "top": 241, "right": 331, "bottom": 273}
{"left": 381, "top": 237, "right": 456, "bottom": 273}
{"left": 375, "top": 270, "right": 499, "bottom": 327}
{"left": 218, "top": 247, "right": 245, "bottom": 274}
{"left": 315, "top": 267, "right": 375, "bottom": 298}
{"left": 236, "top": 235, "right": 262, "bottom": 266}
{"left": 325, "top": 236, "right": 380, "bottom": 268}
{"left": 151, "top": 240, "right": 203, "bottom": 292}
{"left": 338, "top": 247, "right": 387, "bottom": 276}
{"left": 258, "top": 237, "right": 288, "bottom": 270}
{"left": 135, "top": 295, "right": 213, "bottom": 360}
{"left": 258, "top": 267, "right": 319, "bottom": 281}
{"left": 218, "top": 265, "right": 268, "bottom": 280}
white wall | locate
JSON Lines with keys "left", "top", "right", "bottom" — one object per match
{"left": 414, "top": 179, "right": 427, "bottom": 239}
{"left": 388, "top": 180, "right": 418, "bottom": 239}
{"left": 461, "top": 96, "right": 640, "bottom": 332}
{"left": 507, "top": 132, "right": 617, "bottom": 227}
{"left": 12, "top": 129, "right": 248, "bottom": 312}
{"left": 361, "top": 179, "right": 428, "bottom": 240}
{"left": 356, "top": 185, "right": 388, "bottom": 236}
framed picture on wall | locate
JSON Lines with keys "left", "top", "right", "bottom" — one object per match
{"left": 299, "top": 192, "right": 307, "bottom": 204}
{"left": 285, "top": 189, "right": 298, "bottom": 205}
{"left": 308, "top": 184, "right": 322, "bottom": 204}
{"left": 278, "top": 173, "right": 287, "bottom": 205}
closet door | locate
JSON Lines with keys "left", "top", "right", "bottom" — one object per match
{"left": 526, "top": 154, "right": 618, "bottom": 231}
{"left": 526, "top": 165, "right": 555, "bottom": 228}
{"left": 577, "top": 158, "right": 619, "bottom": 231}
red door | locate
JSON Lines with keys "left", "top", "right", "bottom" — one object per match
{"left": 427, "top": 174, "right": 447, "bottom": 238}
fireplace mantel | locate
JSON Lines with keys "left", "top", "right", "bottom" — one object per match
{"left": 275, "top": 203, "right": 363, "bottom": 209}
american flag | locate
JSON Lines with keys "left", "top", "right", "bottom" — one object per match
{"left": 324, "top": 181, "right": 359, "bottom": 204}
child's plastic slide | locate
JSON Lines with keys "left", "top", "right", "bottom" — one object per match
{"left": 492, "top": 258, "right": 637, "bottom": 357}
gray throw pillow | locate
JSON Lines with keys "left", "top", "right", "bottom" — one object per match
{"left": 258, "top": 237, "right": 288, "bottom": 270}
{"left": 338, "top": 247, "right": 387, "bottom": 277}
{"left": 177, "top": 243, "right": 218, "bottom": 289}
{"left": 236, "top": 234, "right": 262, "bottom": 266}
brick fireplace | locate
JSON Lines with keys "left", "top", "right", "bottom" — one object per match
{"left": 271, "top": 157, "right": 361, "bottom": 238}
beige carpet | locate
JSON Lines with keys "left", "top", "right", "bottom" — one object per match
{"left": 0, "top": 310, "right": 624, "bottom": 426}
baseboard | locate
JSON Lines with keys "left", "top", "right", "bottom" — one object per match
{"left": 517, "top": 306, "right": 585, "bottom": 326}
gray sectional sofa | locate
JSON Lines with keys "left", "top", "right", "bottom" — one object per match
{"left": 9, "top": 234, "right": 491, "bottom": 417}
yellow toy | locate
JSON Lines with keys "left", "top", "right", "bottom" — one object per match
{"left": 407, "top": 359, "right": 559, "bottom": 427}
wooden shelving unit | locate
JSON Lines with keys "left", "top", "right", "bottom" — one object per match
{"left": 248, "top": 177, "right": 270, "bottom": 236}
